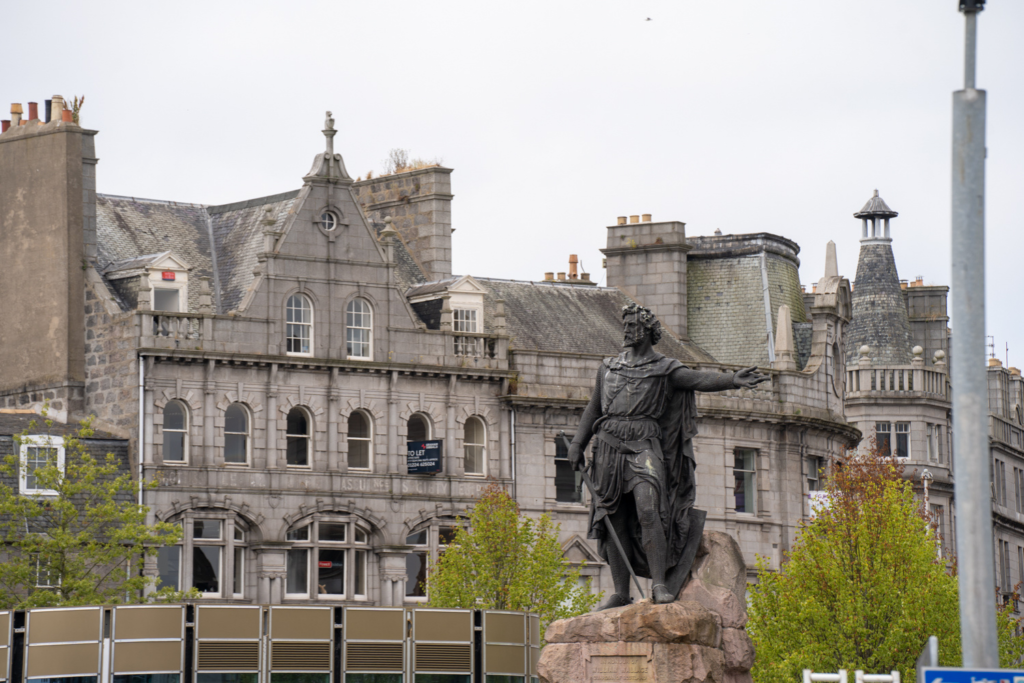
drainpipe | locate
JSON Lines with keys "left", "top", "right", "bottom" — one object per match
{"left": 510, "top": 406, "right": 517, "bottom": 500}
{"left": 138, "top": 355, "right": 145, "bottom": 506}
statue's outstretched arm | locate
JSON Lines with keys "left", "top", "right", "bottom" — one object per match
{"left": 670, "top": 365, "right": 770, "bottom": 392}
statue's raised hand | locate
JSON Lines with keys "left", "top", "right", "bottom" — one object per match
{"left": 733, "top": 366, "right": 770, "bottom": 389}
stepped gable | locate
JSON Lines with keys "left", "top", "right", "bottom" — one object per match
{"left": 845, "top": 190, "right": 913, "bottom": 364}
{"left": 478, "top": 279, "right": 716, "bottom": 363}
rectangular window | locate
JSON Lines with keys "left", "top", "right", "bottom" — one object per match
{"left": 554, "top": 438, "right": 583, "bottom": 504}
{"left": 318, "top": 548, "right": 345, "bottom": 596}
{"left": 319, "top": 522, "right": 347, "bottom": 543}
{"left": 927, "top": 424, "right": 937, "bottom": 463}
{"left": 894, "top": 423, "right": 910, "bottom": 459}
{"left": 1019, "top": 546, "right": 1024, "bottom": 588}
{"left": 193, "top": 520, "right": 223, "bottom": 540}
{"left": 1001, "top": 460, "right": 1008, "bottom": 506}
{"left": 405, "top": 552, "right": 427, "bottom": 598}
{"left": 153, "top": 288, "right": 181, "bottom": 312}
{"left": 157, "top": 546, "right": 181, "bottom": 591}
{"left": 19, "top": 436, "right": 65, "bottom": 496}
{"left": 807, "top": 457, "right": 823, "bottom": 492}
{"left": 354, "top": 549, "right": 367, "bottom": 598}
{"left": 1016, "top": 467, "right": 1022, "bottom": 513}
{"left": 233, "top": 546, "right": 244, "bottom": 597}
{"left": 193, "top": 546, "right": 221, "bottom": 595}
{"left": 286, "top": 548, "right": 308, "bottom": 595}
{"left": 875, "top": 422, "right": 891, "bottom": 456}
{"left": 35, "top": 554, "right": 58, "bottom": 588}
{"left": 999, "top": 539, "right": 1011, "bottom": 592}
{"left": 733, "top": 449, "right": 757, "bottom": 514}
{"left": 453, "top": 309, "right": 478, "bottom": 333}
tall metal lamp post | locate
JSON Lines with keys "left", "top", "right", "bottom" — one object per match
{"left": 951, "top": 0, "right": 998, "bottom": 666}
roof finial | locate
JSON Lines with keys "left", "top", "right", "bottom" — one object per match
{"left": 873, "top": 189, "right": 879, "bottom": 197}
{"left": 323, "top": 111, "right": 336, "bottom": 156}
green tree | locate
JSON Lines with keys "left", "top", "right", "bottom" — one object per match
{"left": 426, "top": 483, "right": 600, "bottom": 636}
{"left": 748, "top": 447, "right": 1023, "bottom": 683}
{"left": 0, "top": 411, "right": 188, "bottom": 607}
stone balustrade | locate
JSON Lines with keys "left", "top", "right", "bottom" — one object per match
{"left": 846, "top": 365, "right": 948, "bottom": 400}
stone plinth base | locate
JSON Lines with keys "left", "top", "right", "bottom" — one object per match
{"left": 538, "top": 531, "right": 755, "bottom": 683}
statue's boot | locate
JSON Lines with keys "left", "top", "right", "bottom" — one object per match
{"left": 597, "top": 592, "right": 632, "bottom": 610}
{"left": 652, "top": 584, "right": 674, "bottom": 604}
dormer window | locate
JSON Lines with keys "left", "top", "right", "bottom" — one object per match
{"left": 453, "top": 309, "right": 478, "bottom": 333}
{"left": 153, "top": 288, "right": 181, "bottom": 312}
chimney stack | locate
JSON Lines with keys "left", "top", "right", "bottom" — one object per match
{"left": 642, "top": 214, "right": 652, "bottom": 222}
{"left": 557, "top": 272, "right": 566, "bottom": 281}
{"left": 617, "top": 216, "right": 627, "bottom": 225}
{"left": 51, "top": 95, "right": 64, "bottom": 121}
{"left": 629, "top": 215, "right": 639, "bottom": 224}
{"left": 1, "top": 121, "right": 8, "bottom": 133}
{"left": 27, "top": 102, "right": 38, "bottom": 121}
{"left": 10, "top": 104, "right": 22, "bottom": 127}
{"left": 569, "top": 254, "right": 578, "bottom": 279}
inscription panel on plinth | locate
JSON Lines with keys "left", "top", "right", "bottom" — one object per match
{"left": 589, "top": 655, "right": 650, "bottom": 681}
{"left": 582, "top": 642, "right": 653, "bottom": 683}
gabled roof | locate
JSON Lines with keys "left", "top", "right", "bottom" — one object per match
{"left": 103, "top": 251, "right": 190, "bottom": 277}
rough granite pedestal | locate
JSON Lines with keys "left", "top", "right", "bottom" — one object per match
{"left": 539, "top": 531, "right": 755, "bottom": 683}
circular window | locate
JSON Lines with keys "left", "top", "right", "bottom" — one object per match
{"left": 320, "top": 211, "right": 337, "bottom": 231}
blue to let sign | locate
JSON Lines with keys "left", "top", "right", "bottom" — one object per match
{"left": 408, "top": 440, "right": 443, "bottom": 474}
{"left": 922, "top": 668, "right": 1024, "bottom": 683}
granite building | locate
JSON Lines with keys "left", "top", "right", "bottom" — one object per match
{"left": 841, "top": 189, "right": 1024, "bottom": 604}
{"left": 0, "top": 102, "right": 860, "bottom": 605}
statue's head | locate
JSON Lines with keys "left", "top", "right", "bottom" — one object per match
{"left": 621, "top": 303, "right": 662, "bottom": 348}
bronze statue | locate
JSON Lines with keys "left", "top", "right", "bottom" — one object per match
{"left": 568, "top": 304, "right": 769, "bottom": 607}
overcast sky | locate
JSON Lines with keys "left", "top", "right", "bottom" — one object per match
{"left": 5, "top": 1, "right": 1022, "bottom": 365}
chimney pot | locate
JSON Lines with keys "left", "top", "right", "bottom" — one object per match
{"left": 51, "top": 95, "right": 64, "bottom": 121}
{"left": 61, "top": 109, "right": 73, "bottom": 123}
{"left": 989, "top": 358, "right": 1002, "bottom": 367}
{"left": 1009, "top": 366, "right": 1021, "bottom": 377}
{"left": 544, "top": 272, "right": 554, "bottom": 281}
{"left": 44, "top": 99, "right": 51, "bottom": 123}
{"left": 1, "top": 121, "right": 8, "bottom": 133}
{"left": 569, "top": 254, "right": 578, "bottom": 279}
{"left": 629, "top": 215, "right": 639, "bottom": 224}
{"left": 617, "top": 216, "right": 627, "bottom": 225}
{"left": 10, "top": 104, "right": 22, "bottom": 115}
{"left": 900, "top": 280, "right": 908, "bottom": 290}
{"left": 28, "top": 102, "right": 38, "bottom": 121}
{"left": 812, "top": 284, "right": 818, "bottom": 293}
{"left": 557, "top": 272, "right": 566, "bottom": 281}
{"left": 581, "top": 273, "right": 591, "bottom": 282}
{"left": 642, "top": 214, "right": 652, "bottom": 222}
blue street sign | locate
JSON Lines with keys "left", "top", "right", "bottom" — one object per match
{"left": 922, "top": 668, "right": 1024, "bottom": 683}
{"left": 407, "top": 439, "right": 443, "bottom": 474}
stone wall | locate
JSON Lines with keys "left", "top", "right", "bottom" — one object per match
{"left": 84, "top": 271, "right": 139, "bottom": 441}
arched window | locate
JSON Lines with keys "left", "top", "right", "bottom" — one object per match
{"left": 464, "top": 416, "right": 486, "bottom": 475}
{"left": 286, "top": 294, "right": 313, "bottom": 356}
{"left": 286, "top": 407, "right": 311, "bottom": 467}
{"left": 157, "top": 514, "right": 250, "bottom": 599}
{"left": 348, "top": 411, "right": 372, "bottom": 470}
{"left": 224, "top": 403, "right": 249, "bottom": 465}
{"left": 346, "top": 298, "right": 372, "bottom": 360}
{"left": 285, "top": 517, "right": 371, "bottom": 600}
{"left": 408, "top": 413, "right": 431, "bottom": 442}
{"left": 162, "top": 400, "right": 189, "bottom": 463}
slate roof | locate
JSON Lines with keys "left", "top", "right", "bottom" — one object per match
{"left": 0, "top": 412, "right": 122, "bottom": 439}
{"left": 96, "top": 192, "right": 298, "bottom": 314}
{"left": 475, "top": 279, "right": 717, "bottom": 363}
{"left": 368, "top": 222, "right": 427, "bottom": 292}
{"left": 103, "top": 251, "right": 174, "bottom": 276}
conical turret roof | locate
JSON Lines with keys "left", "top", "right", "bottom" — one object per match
{"left": 854, "top": 189, "right": 898, "bottom": 219}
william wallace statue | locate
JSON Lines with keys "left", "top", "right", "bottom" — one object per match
{"left": 568, "top": 304, "right": 769, "bottom": 608}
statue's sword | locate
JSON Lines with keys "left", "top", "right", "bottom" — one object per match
{"left": 558, "top": 431, "right": 646, "bottom": 601}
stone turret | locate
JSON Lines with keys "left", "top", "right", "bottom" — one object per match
{"left": 844, "top": 190, "right": 914, "bottom": 365}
